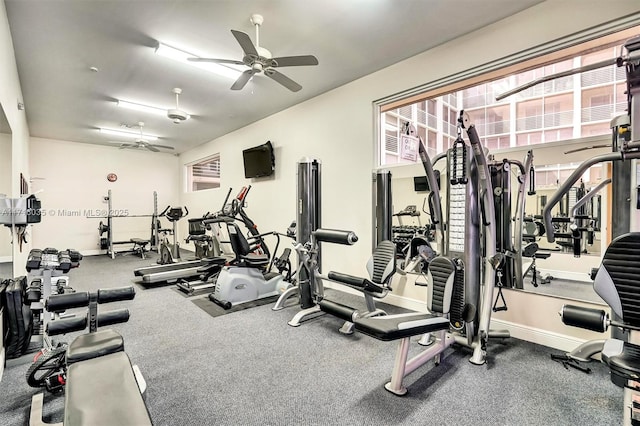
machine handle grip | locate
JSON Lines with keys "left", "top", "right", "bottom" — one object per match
{"left": 312, "top": 229, "right": 358, "bottom": 245}
{"left": 427, "top": 192, "right": 439, "bottom": 224}
{"left": 571, "top": 227, "right": 582, "bottom": 258}
{"left": 97, "top": 286, "right": 136, "bottom": 304}
{"left": 183, "top": 206, "right": 189, "bottom": 217}
{"left": 528, "top": 166, "right": 536, "bottom": 196}
{"left": 160, "top": 205, "right": 170, "bottom": 216}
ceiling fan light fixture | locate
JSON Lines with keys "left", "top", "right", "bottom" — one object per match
{"left": 98, "top": 127, "right": 158, "bottom": 141}
{"left": 155, "top": 42, "right": 242, "bottom": 80}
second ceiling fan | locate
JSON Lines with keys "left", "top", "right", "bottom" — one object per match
{"left": 189, "top": 14, "right": 318, "bottom": 92}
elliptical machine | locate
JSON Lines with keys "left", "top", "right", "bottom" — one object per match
{"left": 203, "top": 186, "right": 293, "bottom": 309}
{"left": 157, "top": 206, "right": 188, "bottom": 265}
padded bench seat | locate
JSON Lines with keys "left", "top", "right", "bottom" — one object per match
{"left": 355, "top": 312, "right": 451, "bottom": 341}
{"left": 602, "top": 339, "right": 640, "bottom": 381}
{"left": 66, "top": 329, "right": 124, "bottom": 365}
{"left": 64, "top": 351, "right": 152, "bottom": 426}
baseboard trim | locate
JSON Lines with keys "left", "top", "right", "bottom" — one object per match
{"left": 537, "top": 268, "right": 591, "bottom": 283}
{"left": 489, "top": 318, "right": 586, "bottom": 352}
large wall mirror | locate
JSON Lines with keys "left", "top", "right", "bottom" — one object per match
{"left": 384, "top": 138, "right": 609, "bottom": 306}
{"left": 0, "top": 103, "right": 12, "bottom": 278}
{"left": 373, "top": 24, "right": 640, "bottom": 307}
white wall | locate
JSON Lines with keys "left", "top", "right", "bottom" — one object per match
{"left": 0, "top": 133, "right": 10, "bottom": 260}
{"left": 178, "top": 1, "right": 640, "bottom": 349}
{"left": 0, "top": 0, "right": 30, "bottom": 273}
{"left": 29, "top": 137, "right": 180, "bottom": 254}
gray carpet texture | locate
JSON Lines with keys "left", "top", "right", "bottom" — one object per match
{"left": 0, "top": 251, "right": 622, "bottom": 425}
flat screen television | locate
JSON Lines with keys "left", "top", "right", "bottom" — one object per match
{"left": 414, "top": 170, "right": 440, "bottom": 192}
{"left": 243, "top": 141, "right": 275, "bottom": 179}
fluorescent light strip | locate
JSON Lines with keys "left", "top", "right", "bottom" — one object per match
{"left": 155, "top": 42, "right": 242, "bottom": 80}
{"left": 116, "top": 100, "right": 191, "bottom": 120}
{"left": 117, "top": 100, "right": 167, "bottom": 116}
{"left": 99, "top": 128, "right": 158, "bottom": 141}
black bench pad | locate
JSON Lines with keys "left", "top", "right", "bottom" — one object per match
{"left": 355, "top": 312, "right": 450, "bottom": 341}
{"left": 66, "top": 329, "right": 124, "bottom": 365}
{"left": 65, "top": 351, "right": 152, "bottom": 426}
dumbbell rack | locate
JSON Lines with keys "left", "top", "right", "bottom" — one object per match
{"left": 26, "top": 249, "right": 79, "bottom": 350}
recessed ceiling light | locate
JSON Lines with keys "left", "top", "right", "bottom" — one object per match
{"left": 155, "top": 42, "right": 242, "bottom": 80}
{"left": 98, "top": 127, "right": 158, "bottom": 141}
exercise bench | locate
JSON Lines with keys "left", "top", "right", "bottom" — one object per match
{"left": 29, "top": 287, "right": 152, "bottom": 426}
{"left": 354, "top": 256, "right": 461, "bottom": 395}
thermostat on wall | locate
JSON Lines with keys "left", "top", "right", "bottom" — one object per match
{"left": 107, "top": 173, "right": 118, "bottom": 182}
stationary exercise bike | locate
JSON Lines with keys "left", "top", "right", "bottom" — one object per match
{"left": 208, "top": 219, "right": 292, "bottom": 309}
{"left": 157, "top": 206, "right": 188, "bottom": 265}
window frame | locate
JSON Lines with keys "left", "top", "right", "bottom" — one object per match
{"left": 373, "top": 17, "right": 640, "bottom": 169}
{"left": 185, "top": 153, "right": 221, "bottom": 192}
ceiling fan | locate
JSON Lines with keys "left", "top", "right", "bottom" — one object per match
{"left": 167, "top": 88, "right": 189, "bottom": 124}
{"left": 114, "top": 122, "right": 174, "bottom": 153}
{"left": 188, "top": 14, "right": 318, "bottom": 92}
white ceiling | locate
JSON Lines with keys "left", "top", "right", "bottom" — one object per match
{"left": 4, "top": 0, "right": 543, "bottom": 154}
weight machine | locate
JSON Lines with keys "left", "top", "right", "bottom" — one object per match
{"left": 94, "top": 190, "right": 160, "bottom": 259}
{"left": 273, "top": 158, "right": 397, "bottom": 333}
{"left": 498, "top": 34, "right": 640, "bottom": 425}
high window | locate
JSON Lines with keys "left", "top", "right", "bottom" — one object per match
{"left": 379, "top": 27, "right": 637, "bottom": 166}
{"left": 186, "top": 153, "right": 221, "bottom": 191}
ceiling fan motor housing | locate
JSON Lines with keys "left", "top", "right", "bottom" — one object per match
{"left": 167, "top": 109, "right": 188, "bottom": 124}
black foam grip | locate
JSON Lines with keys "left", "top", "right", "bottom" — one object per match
{"left": 313, "top": 229, "right": 358, "bottom": 245}
{"left": 97, "top": 286, "right": 136, "bottom": 304}
{"left": 318, "top": 300, "right": 356, "bottom": 322}
{"left": 46, "top": 292, "right": 89, "bottom": 312}
{"left": 328, "top": 271, "right": 367, "bottom": 288}
{"left": 561, "top": 305, "right": 607, "bottom": 332}
{"left": 97, "top": 308, "right": 130, "bottom": 327}
{"left": 47, "top": 315, "right": 88, "bottom": 336}
{"left": 328, "top": 271, "right": 384, "bottom": 294}
{"left": 572, "top": 229, "right": 581, "bottom": 257}
{"left": 528, "top": 166, "right": 536, "bottom": 195}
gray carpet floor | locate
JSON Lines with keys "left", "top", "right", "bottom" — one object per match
{"left": 0, "top": 251, "right": 622, "bottom": 425}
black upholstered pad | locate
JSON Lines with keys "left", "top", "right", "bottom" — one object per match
{"left": 602, "top": 339, "right": 640, "bottom": 381}
{"left": 66, "top": 329, "right": 124, "bottom": 365}
{"left": 65, "top": 351, "right": 152, "bottom": 426}
{"left": 354, "top": 312, "right": 450, "bottom": 341}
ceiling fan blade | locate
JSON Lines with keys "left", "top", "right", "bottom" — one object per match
{"left": 231, "top": 30, "right": 258, "bottom": 57}
{"left": 269, "top": 55, "right": 319, "bottom": 67}
{"left": 231, "top": 69, "right": 257, "bottom": 90}
{"left": 264, "top": 69, "right": 302, "bottom": 92}
{"left": 188, "top": 57, "right": 246, "bottom": 66}
{"left": 564, "top": 144, "right": 610, "bottom": 154}
{"left": 146, "top": 145, "right": 160, "bottom": 152}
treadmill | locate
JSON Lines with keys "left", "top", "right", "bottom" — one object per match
{"left": 133, "top": 188, "right": 236, "bottom": 284}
